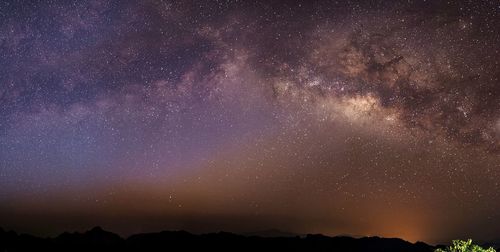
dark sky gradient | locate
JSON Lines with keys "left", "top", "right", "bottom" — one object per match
{"left": 0, "top": 0, "right": 499, "bottom": 244}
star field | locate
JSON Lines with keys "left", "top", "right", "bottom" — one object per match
{"left": 0, "top": 0, "right": 499, "bottom": 244}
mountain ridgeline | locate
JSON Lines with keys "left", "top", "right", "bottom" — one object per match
{"left": 0, "top": 226, "right": 444, "bottom": 252}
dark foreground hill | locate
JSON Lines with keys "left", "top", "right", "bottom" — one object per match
{"left": 0, "top": 226, "right": 438, "bottom": 252}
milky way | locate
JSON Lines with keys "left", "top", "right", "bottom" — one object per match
{"left": 0, "top": 0, "right": 499, "bottom": 244}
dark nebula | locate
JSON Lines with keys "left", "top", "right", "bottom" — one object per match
{"left": 0, "top": 0, "right": 499, "bottom": 244}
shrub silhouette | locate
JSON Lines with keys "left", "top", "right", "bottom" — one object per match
{"left": 436, "top": 239, "right": 495, "bottom": 252}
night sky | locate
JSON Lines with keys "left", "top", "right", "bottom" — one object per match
{"left": 1, "top": 0, "right": 499, "bottom": 244}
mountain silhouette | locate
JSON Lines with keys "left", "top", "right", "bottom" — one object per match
{"left": 1, "top": 226, "right": 441, "bottom": 252}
